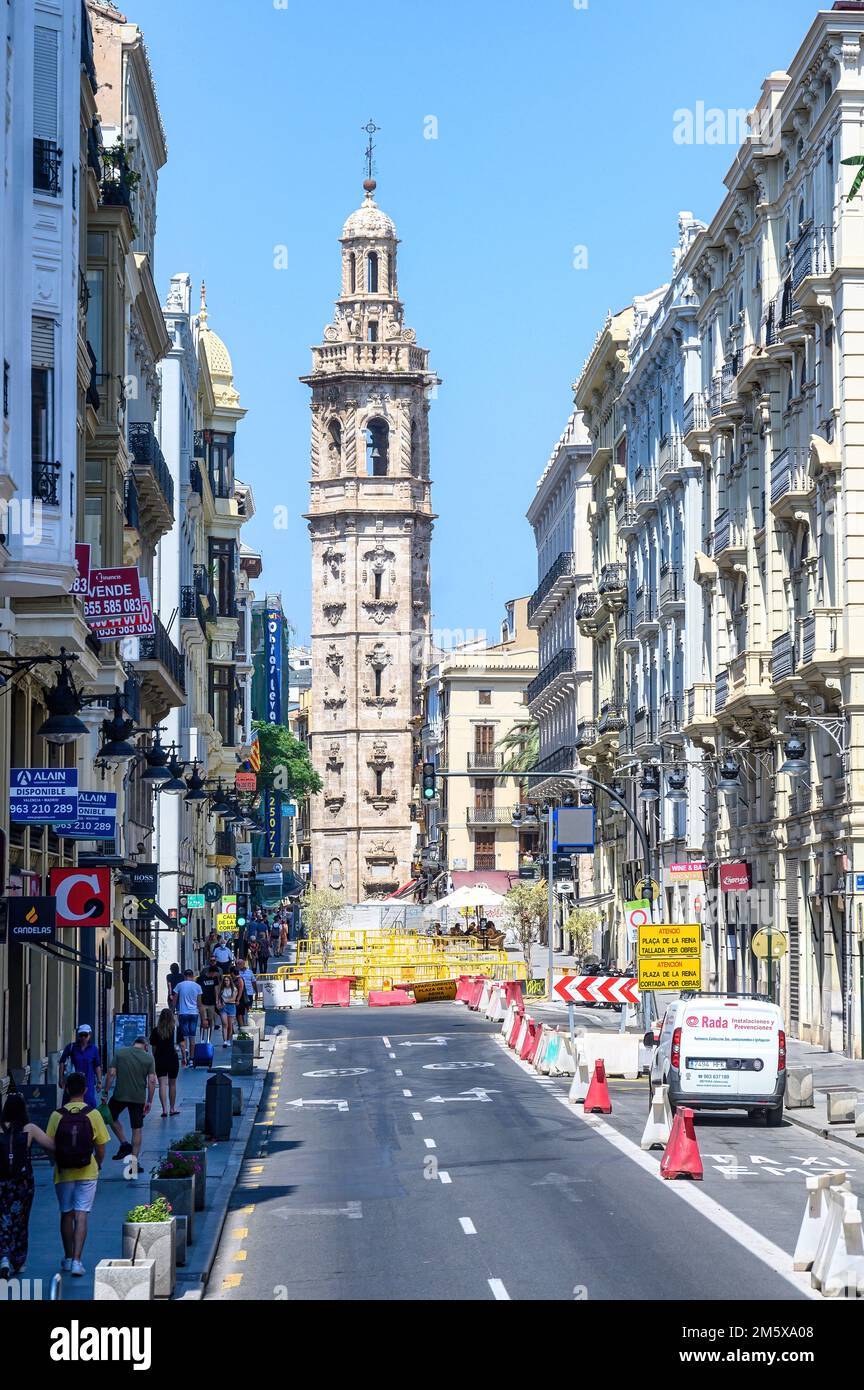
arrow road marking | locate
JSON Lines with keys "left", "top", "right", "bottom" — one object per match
{"left": 289, "top": 1043, "right": 337, "bottom": 1051}
{"left": 531, "top": 1172, "right": 587, "bottom": 1204}
{"left": 423, "top": 1061, "right": 495, "bottom": 1071}
{"left": 398, "top": 1037, "right": 448, "bottom": 1048}
{"left": 274, "top": 1202, "right": 363, "bottom": 1220}
{"left": 285, "top": 1098, "right": 349, "bottom": 1111}
{"left": 425, "top": 1088, "right": 500, "bottom": 1104}
{"left": 301, "top": 1068, "right": 370, "bottom": 1078}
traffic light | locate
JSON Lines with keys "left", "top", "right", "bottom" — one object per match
{"left": 178, "top": 893, "right": 189, "bottom": 928}
{"left": 422, "top": 762, "right": 437, "bottom": 800}
{"left": 235, "top": 891, "right": 249, "bottom": 928}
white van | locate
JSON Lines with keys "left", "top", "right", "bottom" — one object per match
{"left": 646, "top": 993, "right": 786, "bottom": 1125}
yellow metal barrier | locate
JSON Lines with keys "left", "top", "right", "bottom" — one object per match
{"left": 277, "top": 930, "right": 525, "bottom": 999}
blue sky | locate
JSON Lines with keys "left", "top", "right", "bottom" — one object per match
{"left": 131, "top": 0, "right": 819, "bottom": 644}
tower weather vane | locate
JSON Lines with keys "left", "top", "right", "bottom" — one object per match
{"left": 362, "top": 118, "right": 380, "bottom": 184}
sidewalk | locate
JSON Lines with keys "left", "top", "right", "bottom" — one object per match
{"left": 20, "top": 1036, "right": 272, "bottom": 1301}
{"left": 784, "top": 1037, "right": 864, "bottom": 1157}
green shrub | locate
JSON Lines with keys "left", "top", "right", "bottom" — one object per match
{"left": 126, "top": 1195, "right": 173, "bottom": 1223}
{"left": 171, "top": 1131, "right": 206, "bottom": 1151}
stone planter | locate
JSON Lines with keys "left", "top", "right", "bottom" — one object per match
{"left": 94, "top": 1258, "right": 155, "bottom": 1301}
{"left": 175, "top": 1214, "right": 188, "bottom": 1267}
{"left": 150, "top": 1176, "right": 195, "bottom": 1243}
{"left": 231, "top": 1038, "right": 254, "bottom": 1076}
{"left": 168, "top": 1147, "right": 207, "bottom": 1210}
{"left": 122, "top": 1217, "right": 176, "bottom": 1298}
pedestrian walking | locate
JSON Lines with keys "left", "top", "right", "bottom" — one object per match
{"left": 46, "top": 1071, "right": 109, "bottom": 1277}
{"left": 278, "top": 920, "right": 289, "bottom": 958}
{"left": 218, "top": 972, "right": 239, "bottom": 1047}
{"left": 246, "top": 936, "right": 259, "bottom": 971}
{"left": 166, "top": 961, "right": 183, "bottom": 1000}
{"left": 237, "top": 957, "right": 257, "bottom": 1014}
{"left": 197, "top": 963, "right": 221, "bottom": 1044}
{"left": 0, "top": 1093, "right": 54, "bottom": 1278}
{"left": 101, "top": 1035, "right": 156, "bottom": 1172}
{"left": 171, "top": 968, "right": 204, "bottom": 1066}
{"left": 256, "top": 930, "right": 271, "bottom": 974}
{"left": 58, "top": 1024, "right": 102, "bottom": 1107}
{"left": 149, "top": 1010, "right": 180, "bottom": 1117}
{"left": 213, "top": 938, "right": 233, "bottom": 969}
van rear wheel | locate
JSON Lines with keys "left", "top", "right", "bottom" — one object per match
{"left": 765, "top": 1102, "right": 783, "bottom": 1127}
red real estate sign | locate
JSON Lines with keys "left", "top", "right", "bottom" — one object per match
{"left": 83, "top": 566, "right": 142, "bottom": 629}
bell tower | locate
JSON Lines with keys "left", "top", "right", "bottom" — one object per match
{"left": 303, "top": 167, "right": 437, "bottom": 902}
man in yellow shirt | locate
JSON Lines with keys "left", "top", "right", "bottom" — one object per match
{"left": 45, "top": 1070, "right": 109, "bottom": 1277}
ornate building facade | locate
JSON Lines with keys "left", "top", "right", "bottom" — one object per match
{"left": 303, "top": 179, "right": 437, "bottom": 901}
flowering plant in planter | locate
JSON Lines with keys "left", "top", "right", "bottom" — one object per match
{"left": 171, "top": 1131, "right": 207, "bottom": 1152}
{"left": 152, "top": 1153, "right": 201, "bottom": 1180}
{"left": 126, "top": 1195, "right": 173, "bottom": 1223}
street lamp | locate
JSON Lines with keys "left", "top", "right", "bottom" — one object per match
{"left": 638, "top": 765, "right": 660, "bottom": 802}
{"left": 140, "top": 732, "right": 171, "bottom": 784}
{"left": 666, "top": 768, "right": 688, "bottom": 803}
{"left": 159, "top": 750, "right": 188, "bottom": 795}
{"left": 96, "top": 697, "right": 139, "bottom": 761}
{"left": 778, "top": 734, "right": 807, "bottom": 777}
{"left": 716, "top": 753, "right": 742, "bottom": 796}
{"left": 183, "top": 761, "right": 208, "bottom": 802}
{"left": 36, "top": 654, "right": 90, "bottom": 745}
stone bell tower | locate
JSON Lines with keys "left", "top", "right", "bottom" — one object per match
{"left": 302, "top": 172, "right": 438, "bottom": 902}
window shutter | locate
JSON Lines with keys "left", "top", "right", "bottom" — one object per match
{"left": 32, "top": 318, "right": 55, "bottom": 369}
{"left": 33, "top": 27, "right": 59, "bottom": 142}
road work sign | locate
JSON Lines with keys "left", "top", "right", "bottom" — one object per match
{"left": 637, "top": 922, "right": 702, "bottom": 990}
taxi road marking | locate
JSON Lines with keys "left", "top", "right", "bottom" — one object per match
{"left": 222, "top": 1274, "right": 243, "bottom": 1289}
{"left": 459, "top": 1218, "right": 477, "bottom": 1235}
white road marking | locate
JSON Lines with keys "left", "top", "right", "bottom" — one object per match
{"left": 398, "top": 1037, "right": 448, "bottom": 1048}
{"left": 394, "top": 1069, "right": 403, "bottom": 1076}
{"left": 402, "top": 1088, "right": 413, "bottom": 1097}
{"left": 423, "top": 1061, "right": 495, "bottom": 1071}
{"left": 285, "top": 1098, "right": 349, "bottom": 1112}
{"left": 388, "top": 1051, "right": 396, "bottom": 1058}
{"left": 439, "top": 1171, "right": 452, "bottom": 1184}
{"left": 426, "top": 1088, "right": 499, "bottom": 1104}
{"left": 424, "top": 1138, "right": 436, "bottom": 1149}
{"left": 411, "top": 1111, "right": 423, "bottom": 1121}
{"left": 382, "top": 1036, "right": 391, "bottom": 1048}
{"left": 488, "top": 1278, "right": 510, "bottom": 1300}
{"left": 274, "top": 1201, "right": 363, "bottom": 1219}
{"left": 302, "top": 1068, "right": 369, "bottom": 1078}
{"left": 459, "top": 1217, "right": 477, "bottom": 1235}
{"left": 498, "top": 1043, "right": 817, "bottom": 1299}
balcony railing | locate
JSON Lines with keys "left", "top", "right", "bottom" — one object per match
{"left": 213, "top": 830, "right": 236, "bottom": 858}
{"left": 713, "top": 509, "right": 745, "bottom": 558}
{"left": 633, "top": 707, "right": 656, "bottom": 746}
{"left": 532, "top": 745, "right": 577, "bottom": 776}
{"left": 574, "top": 720, "right": 598, "bottom": 749}
{"left": 31, "top": 461, "right": 61, "bottom": 506}
{"left": 474, "top": 854, "right": 498, "bottom": 871}
{"left": 634, "top": 592, "right": 657, "bottom": 628}
{"left": 792, "top": 224, "right": 831, "bottom": 290}
{"left": 659, "top": 567, "right": 683, "bottom": 608}
{"left": 686, "top": 683, "right": 714, "bottom": 725}
{"left": 99, "top": 145, "right": 134, "bottom": 211}
{"left": 635, "top": 468, "right": 655, "bottom": 505}
{"left": 659, "top": 437, "right": 685, "bottom": 480}
{"left": 576, "top": 591, "right": 599, "bottom": 623}
{"left": 800, "top": 608, "right": 841, "bottom": 665}
{"left": 139, "top": 612, "right": 186, "bottom": 693}
{"left": 527, "top": 648, "right": 579, "bottom": 704}
{"left": 598, "top": 562, "right": 627, "bottom": 595}
{"left": 683, "top": 392, "right": 708, "bottom": 435}
{"left": 467, "top": 807, "right": 515, "bottom": 825}
{"left": 659, "top": 695, "right": 682, "bottom": 735}
{"left": 598, "top": 703, "right": 627, "bottom": 735}
{"left": 128, "top": 421, "right": 174, "bottom": 515}
{"left": 468, "top": 752, "right": 504, "bottom": 771}
{"left": 771, "top": 630, "right": 795, "bottom": 683}
{"left": 527, "top": 551, "right": 577, "bottom": 624}
{"left": 189, "top": 460, "right": 204, "bottom": 498}
{"left": 770, "top": 446, "right": 810, "bottom": 505}
{"left": 33, "top": 138, "right": 62, "bottom": 195}
{"left": 180, "top": 585, "right": 208, "bottom": 635}
{"left": 715, "top": 668, "right": 729, "bottom": 712}
{"left": 615, "top": 492, "right": 638, "bottom": 531}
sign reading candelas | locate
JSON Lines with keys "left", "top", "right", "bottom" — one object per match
{"left": 637, "top": 922, "right": 702, "bottom": 991}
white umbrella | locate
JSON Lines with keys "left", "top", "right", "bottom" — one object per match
{"left": 438, "top": 884, "right": 507, "bottom": 911}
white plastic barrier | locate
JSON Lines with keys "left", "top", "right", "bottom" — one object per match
{"left": 485, "top": 987, "right": 506, "bottom": 1023}
{"left": 260, "top": 976, "right": 304, "bottom": 1010}
{"left": 550, "top": 1034, "right": 577, "bottom": 1076}
{"left": 501, "top": 1002, "right": 517, "bottom": 1038}
{"left": 534, "top": 1028, "right": 555, "bottom": 1074}
{"left": 513, "top": 1016, "right": 529, "bottom": 1054}
{"left": 477, "top": 981, "right": 493, "bottom": 1014}
{"left": 574, "top": 1030, "right": 641, "bottom": 1080}
{"left": 811, "top": 1183, "right": 864, "bottom": 1296}
{"left": 568, "top": 1050, "right": 591, "bottom": 1103}
{"left": 794, "top": 1171, "right": 849, "bottom": 1272}
{"left": 640, "top": 1083, "right": 673, "bottom": 1151}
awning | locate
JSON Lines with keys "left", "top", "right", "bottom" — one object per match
{"left": 112, "top": 917, "right": 155, "bottom": 960}
{"left": 450, "top": 869, "right": 517, "bottom": 896}
{"left": 385, "top": 878, "right": 419, "bottom": 901}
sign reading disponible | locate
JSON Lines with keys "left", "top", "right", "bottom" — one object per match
{"left": 636, "top": 922, "right": 702, "bottom": 990}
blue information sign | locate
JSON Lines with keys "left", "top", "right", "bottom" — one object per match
{"left": 10, "top": 768, "right": 78, "bottom": 823}
{"left": 53, "top": 790, "right": 117, "bottom": 839}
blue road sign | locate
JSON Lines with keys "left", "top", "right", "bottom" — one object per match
{"left": 552, "top": 805, "right": 595, "bottom": 855}
{"left": 53, "top": 790, "right": 117, "bottom": 839}
{"left": 10, "top": 768, "right": 78, "bottom": 823}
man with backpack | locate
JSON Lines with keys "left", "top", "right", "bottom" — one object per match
{"left": 45, "top": 1071, "right": 109, "bottom": 1277}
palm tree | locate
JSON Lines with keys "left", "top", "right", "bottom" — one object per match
{"left": 496, "top": 720, "right": 539, "bottom": 775}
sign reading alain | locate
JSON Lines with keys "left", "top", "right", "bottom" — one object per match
{"left": 266, "top": 608, "right": 282, "bottom": 725}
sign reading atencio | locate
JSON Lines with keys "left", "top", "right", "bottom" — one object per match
{"left": 637, "top": 922, "right": 702, "bottom": 990}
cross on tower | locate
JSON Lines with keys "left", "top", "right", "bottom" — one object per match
{"left": 362, "top": 119, "right": 380, "bottom": 182}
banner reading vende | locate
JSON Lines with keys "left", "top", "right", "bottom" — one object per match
{"left": 83, "top": 565, "right": 142, "bottom": 637}
{"left": 637, "top": 921, "right": 702, "bottom": 991}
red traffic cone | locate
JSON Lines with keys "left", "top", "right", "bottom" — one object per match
{"left": 659, "top": 1106, "right": 703, "bottom": 1180}
{"left": 583, "top": 1059, "right": 612, "bottom": 1114}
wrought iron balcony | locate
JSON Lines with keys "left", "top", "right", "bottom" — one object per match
{"left": 181, "top": 585, "right": 208, "bottom": 635}
{"left": 213, "top": 830, "right": 236, "bottom": 859}
{"left": 193, "top": 430, "right": 207, "bottom": 461}
{"left": 715, "top": 668, "right": 729, "bottom": 712}
{"left": 128, "top": 421, "right": 174, "bottom": 530}
{"left": 634, "top": 467, "right": 655, "bottom": 506}
{"left": 598, "top": 702, "right": 627, "bottom": 735}
{"left": 658, "top": 566, "right": 683, "bottom": 610}
{"left": 532, "top": 745, "right": 577, "bottom": 776}
{"left": 574, "top": 720, "right": 598, "bottom": 749}
{"left": 528, "top": 551, "right": 577, "bottom": 626}
{"left": 633, "top": 707, "right": 656, "bottom": 747}
{"left": 468, "top": 752, "right": 504, "bottom": 771}
{"left": 32, "top": 461, "right": 61, "bottom": 506}
{"left": 792, "top": 224, "right": 831, "bottom": 290}
{"left": 713, "top": 509, "right": 746, "bottom": 562}
{"left": 615, "top": 491, "right": 638, "bottom": 533}
{"left": 576, "top": 590, "right": 599, "bottom": 624}
{"left": 598, "top": 562, "right": 627, "bottom": 595}
{"left": 99, "top": 145, "right": 134, "bottom": 211}
{"left": 659, "top": 695, "right": 682, "bottom": 736}
{"left": 139, "top": 612, "right": 186, "bottom": 696}
{"left": 770, "top": 446, "right": 812, "bottom": 514}
{"left": 33, "top": 138, "right": 62, "bottom": 195}
{"left": 659, "top": 436, "right": 685, "bottom": 482}
{"left": 634, "top": 591, "right": 657, "bottom": 630}
{"left": 683, "top": 392, "right": 708, "bottom": 436}
{"left": 189, "top": 460, "right": 204, "bottom": 498}
{"left": 771, "top": 630, "right": 796, "bottom": 683}
{"left": 527, "top": 648, "right": 580, "bottom": 704}
{"left": 467, "top": 806, "right": 515, "bottom": 825}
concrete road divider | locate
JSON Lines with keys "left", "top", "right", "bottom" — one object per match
{"left": 367, "top": 990, "right": 416, "bottom": 1006}
{"left": 583, "top": 1059, "right": 612, "bottom": 1114}
{"left": 810, "top": 1181, "right": 864, "bottom": 1296}
{"left": 573, "top": 1030, "right": 641, "bottom": 1080}
{"left": 659, "top": 1107, "right": 703, "bottom": 1180}
{"left": 311, "top": 978, "right": 352, "bottom": 1008}
{"left": 785, "top": 1064, "right": 814, "bottom": 1109}
{"left": 793, "top": 1170, "right": 849, "bottom": 1271}
{"left": 641, "top": 1084, "right": 673, "bottom": 1151}
{"left": 259, "top": 976, "right": 304, "bottom": 1009}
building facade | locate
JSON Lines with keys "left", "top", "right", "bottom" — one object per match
{"left": 303, "top": 178, "right": 436, "bottom": 902}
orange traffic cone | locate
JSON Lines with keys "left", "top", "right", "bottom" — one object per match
{"left": 583, "top": 1059, "right": 612, "bottom": 1114}
{"left": 659, "top": 1106, "right": 703, "bottom": 1180}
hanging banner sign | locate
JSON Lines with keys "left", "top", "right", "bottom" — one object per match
{"left": 70, "top": 542, "right": 91, "bottom": 595}
{"left": 235, "top": 771, "right": 256, "bottom": 792}
{"left": 666, "top": 861, "right": 708, "bottom": 884}
{"left": 10, "top": 768, "right": 78, "bottom": 823}
{"left": 52, "top": 790, "right": 117, "bottom": 840}
{"left": 83, "top": 565, "right": 142, "bottom": 636}
{"left": 264, "top": 791, "right": 281, "bottom": 858}
{"left": 266, "top": 608, "right": 282, "bottom": 725}
{"left": 719, "top": 861, "right": 752, "bottom": 892}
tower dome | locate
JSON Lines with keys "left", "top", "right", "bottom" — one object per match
{"left": 196, "top": 282, "right": 241, "bottom": 408}
{"left": 341, "top": 182, "right": 397, "bottom": 241}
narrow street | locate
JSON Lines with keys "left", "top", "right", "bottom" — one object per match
{"left": 206, "top": 1003, "right": 833, "bottom": 1301}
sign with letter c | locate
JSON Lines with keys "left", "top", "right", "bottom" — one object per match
{"left": 49, "top": 866, "right": 111, "bottom": 928}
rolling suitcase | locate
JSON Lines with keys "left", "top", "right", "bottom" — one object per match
{"left": 192, "top": 1041, "right": 214, "bottom": 1069}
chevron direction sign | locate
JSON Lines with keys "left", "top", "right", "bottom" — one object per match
{"left": 553, "top": 974, "right": 641, "bottom": 1006}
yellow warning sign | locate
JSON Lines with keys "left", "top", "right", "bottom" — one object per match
{"left": 637, "top": 922, "right": 702, "bottom": 990}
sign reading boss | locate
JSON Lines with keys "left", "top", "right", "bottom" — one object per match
{"left": 49, "top": 867, "right": 112, "bottom": 928}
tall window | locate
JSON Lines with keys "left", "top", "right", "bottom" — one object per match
{"left": 367, "top": 252, "right": 379, "bottom": 292}
{"left": 209, "top": 538, "right": 236, "bottom": 617}
{"left": 85, "top": 269, "right": 104, "bottom": 372}
{"left": 210, "top": 665, "right": 236, "bottom": 746}
{"left": 349, "top": 252, "right": 356, "bottom": 292}
{"left": 209, "top": 432, "right": 233, "bottom": 497}
{"left": 328, "top": 419, "right": 342, "bottom": 474}
{"left": 373, "top": 570, "right": 383, "bottom": 600}
{"left": 31, "top": 318, "right": 54, "bottom": 465}
{"left": 33, "top": 26, "right": 60, "bottom": 195}
{"left": 366, "top": 419, "right": 389, "bottom": 476}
